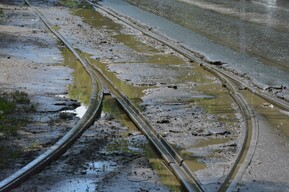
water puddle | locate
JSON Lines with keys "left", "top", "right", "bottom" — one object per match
{"left": 243, "top": 90, "right": 289, "bottom": 138}
{"left": 102, "top": 95, "right": 139, "bottom": 132}
{"left": 190, "top": 137, "right": 231, "bottom": 149}
{"left": 74, "top": 7, "right": 121, "bottom": 32}
{"left": 51, "top": 178, "right": 95, "bottom": 192}
{"left": 51, "top": 161, "right": 117, "bottom": 192}
{"left": 184, "top": 159, "right": 207, "bottom": 172}
{"left": 113, "top": 34, "right": 159, "bottom": 53}
{"left": 85, "top": 161, "right": 118, "bottom": 174}
{"left": 57, "top": 48, "right": 92, "bottom": 117}
{"left": 143, "top": 145, "right": 183, "bottom": 191}
{"left": 84, "top": 54, "right": 148, "bottom": 105}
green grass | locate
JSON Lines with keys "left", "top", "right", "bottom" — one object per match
{"left": 52, "top": 25, "right": 61, "bottom": 31}
{"left": 0, "top": 91, "right": 33, "bottom": 137}
{"left": 0, "top": 146, "right": 21, "bottom": 169}
{"left": 0, "top": 8, "right": 3, "bottom": 17}
{"left": 59, "top": 0, "right": 90, "bottom": 8}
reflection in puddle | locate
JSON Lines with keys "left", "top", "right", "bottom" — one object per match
{"left": 56, "top": 94, "right": 87, "bottom": 118}
{"left": 114, "top": 34, "right": 159, "bottom": 53}
{"left": 51, "top": 161, "right": 118, "bottom": 192}
{"left": 59, "top": 48, "right": 92, "bottom": 117}
{"left": 103, "top": 95, "right": 139, "bottom": 132}
{"left": 86, "top": 161, "right": 118, "bottom": 174}
{"left": 62, "top": 48, "right": 92, "bottom": 106}
{"left": 51, "top": 178, "right": 95, "bottom": 192}
{"left": 184, "top": 159, "right": 207, "bottom": 172}
{"left": 64, "top": 105, "right": 87, "bottom": 118}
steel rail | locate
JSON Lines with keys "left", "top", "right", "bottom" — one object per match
{"left": 85, "top": 2, "right": 264, "bottom": 191}
{"left": 206, "top": 69, "right": 259, "bottom": 192}
{"left": 0, "top": 1, "right": 104, "bottom": 191}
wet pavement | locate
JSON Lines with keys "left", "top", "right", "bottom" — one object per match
{"left": 100, "top": 0, "right": 289, "bottom": 89}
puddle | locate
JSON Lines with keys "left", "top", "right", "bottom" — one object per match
{"left": 50, "top": 178, "right": 95, "bottom": 192}
{"left": 113, "top": 34, "right": 159, "bottom": 53}
{"left": 74, "top": 7, "right": 121, "bottom": 32}
{"left": 50, "top": 161, "right": 116, "bottom": 192}
{"left": 190, "top": 137, "right": 231, "bottom": 149}
{"left": 63, "top": 105, "right": 87, "bottom": 118}
{"left": 58, "top": 48, "right": 92, "bottom": 117}
{"left": 184, "top": 159, "right": 207, "bottom": 172}
{"left": 103, "top": 95, "right": 139, "bottom": 132}
{"left": 86, "top": 57, "right": 147, "bottom": 106}
{"left": 85, "top": 161, "right": 118, "bottom": 174}
{"left": 144, "top": 145, "right": 183, "bottom": 191}
{"left": 56, "top": 94, "right": 87, "bottom": 118}
{"left": 243, "top": 90, "right": 289, "bottom": 138}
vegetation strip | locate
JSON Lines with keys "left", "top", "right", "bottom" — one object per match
{"left": 0, "top": 1, "right": 104, "bottom": 191}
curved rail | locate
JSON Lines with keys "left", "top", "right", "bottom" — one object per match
{"left": 0, "top": 1, "right": 104, "bottom": 191}
{"left": 85, "top": 2, "right": 263, "bottom": 191}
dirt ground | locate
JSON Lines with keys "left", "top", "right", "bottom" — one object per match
{"left": 0, "top": 0, "right": 246, "bottom": 191}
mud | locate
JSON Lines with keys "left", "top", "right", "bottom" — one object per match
{"left": 1, "top": 0, "right": 245, "bottom": 191}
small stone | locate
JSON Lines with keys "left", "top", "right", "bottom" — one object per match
{"left": 162, "top": 132, "right": 169, "bottom": 137}
{"left": 100, "top": 40, "right": 107, "bottom": 44}
{"left": 208, "top": 127, "right": 231, "bottom": 135}
{"left": 168, "top": 85, "right": 177, "bottom": 89}
{"left": 157, "top": 119, "right": 170, "bottom": 124}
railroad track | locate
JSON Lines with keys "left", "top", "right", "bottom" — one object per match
{"left": 1, "top": 0, "right": 289, "bottom": 192}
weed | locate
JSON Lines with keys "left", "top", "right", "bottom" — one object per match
{"left": 0, "top": 97, "right": 16, "bottom": 114}
{"left": 106, "top": 139, "right": 138, "bottom": 155}
{"left": 59, "top": 0, "right": 90, "bottom": 8}
{"left": 48, "top": 116, "right": 57, "bottom": 126}
{"left": 31, "top": 139, "right": 41, "bottom": 149}
{"left": 21, "top": 104, "right": 37, "bottom": 112}
{"left": 0, "top": 146, "right": 21, "bottom": 169}
{"left": 0, "top": 90, "right": 33, "bottom": 137}
{"left": 52, "top": 25, "right": 60, "bottom": 31}
{"left": 59, "top": 111, "right": 73, "bottom": 120}
{"left": 12, "top": 90, "right": 30, "bottom": 104}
